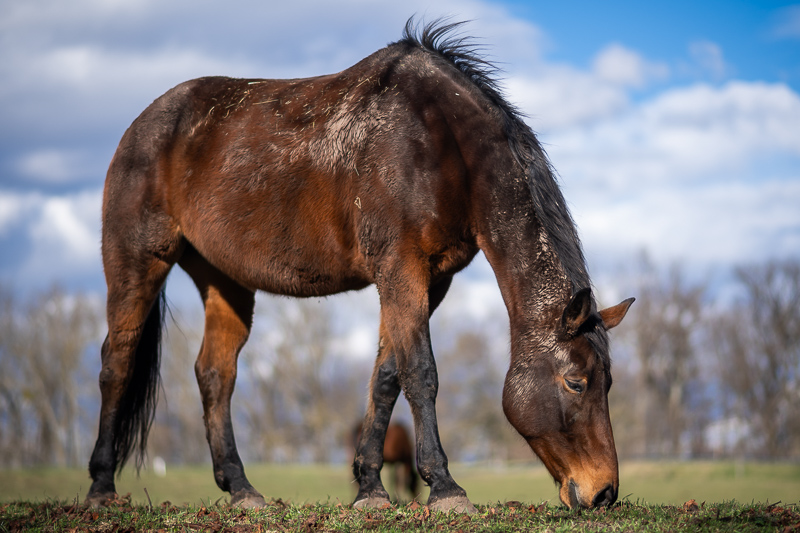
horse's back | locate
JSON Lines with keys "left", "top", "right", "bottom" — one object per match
{"left": 103, "top": 42, "right": 480, "bottom": 296}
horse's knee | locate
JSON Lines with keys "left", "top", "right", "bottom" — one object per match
{"left": 399, "top": 364, "right": 438, "bottom": 403}
{"left": 195, "top": 361, "right": 222, "bottom": 394}
{"left": 195, "top": 357, "right": 238, "bottom": 408}
{"left": 373, "top": 362, "right": 400, "bottom": 400}
{"left": 97, "top": 346, "right": 134, "bottom": 395}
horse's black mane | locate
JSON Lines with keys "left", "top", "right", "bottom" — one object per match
{"left": 399, "top": 18, "right": 591, "bottom": 292}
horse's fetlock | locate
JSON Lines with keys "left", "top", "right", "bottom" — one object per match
{"left": 417, "top": 463, "right": 435, "bottom": 481}
{"left": 214, "top": 468, "right": 230, "bottom": 491}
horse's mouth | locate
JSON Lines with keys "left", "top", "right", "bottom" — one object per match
{"left": 559, "top": 478, "right": 618, "bottom": 509}
{"left": 567, "top": 480, "right": 580, "bottom": 509}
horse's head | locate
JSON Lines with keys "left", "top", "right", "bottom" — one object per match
{"left": 502, "top": 288, "right": 633, "bottom": 509}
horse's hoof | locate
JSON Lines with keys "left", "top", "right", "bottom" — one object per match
{"left": 428, "top": 495, "right": 477, "bottom": 514}
{"left": 84, "top": 492, "right": 116, "bottom": 509}
{"left": 353, "top": 496, "right": 391, "bottom": 509}
{"left": 231, "top": 491, "right": 267, "bottom": 509}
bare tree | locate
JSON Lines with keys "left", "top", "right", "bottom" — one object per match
{"left": 623, "top": 256, "right": 708, "bottom": 458}
{"left": 606, "top": 359, "right": 642, "bottom": 460}
{"left": 148, "top": 311, "right": 210, "bottom": 465}
{"left": 241, "top": 297, "right": 368, "bottom": 463}
{"left": 27, "top": 288, "right": 101, "bottom": 466}
{"left": 0, "top": 287, "right": 27, "bottom": 467}
{"left": 2, "top": 257, "right": 795, "bottom": 468}
{"left": 436, "top": 330, "right": 528, "bottom": 462}
{"left": 713, "top": 259, "right": 800, "bottom": 459}
{"left": 0, "top": 286, "right": 102, "bottom": 467}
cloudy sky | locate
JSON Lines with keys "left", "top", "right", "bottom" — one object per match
{"left": 1, "top": 0, "right": 799, "bottom": 309}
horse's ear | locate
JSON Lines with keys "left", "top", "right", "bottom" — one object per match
{"left": 561, "top": 288, "right": 593, "bottom": 336}
{"left": 599, "top": 297, "right": 635, "bottom": 330}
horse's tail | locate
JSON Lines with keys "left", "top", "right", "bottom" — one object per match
{"left": 114, "top": 288, "right": 167, "bottom": 475}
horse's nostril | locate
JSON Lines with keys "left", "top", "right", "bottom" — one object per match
{"left": 592, "top": 484, "right": 617, "bottom": 507}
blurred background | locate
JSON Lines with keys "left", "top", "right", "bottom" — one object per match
{"left": 1, "top": 0, "right": 798, "bottom": 502}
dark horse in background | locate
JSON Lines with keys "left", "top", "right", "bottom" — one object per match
{"left": 353, "top": 422, "right": 419, "bottom": 501}
{"left": 86, "top": 19, "right": 633, "bottom": 513}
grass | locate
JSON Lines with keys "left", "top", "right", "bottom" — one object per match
{"left": 2, "top": 461, "right": 797, "bottom": 507}
{"left": 1, "top": 498, "right": 798, "bottom": 532}
{"left": 1, "top": 461, "right": 798, "bottom": 531}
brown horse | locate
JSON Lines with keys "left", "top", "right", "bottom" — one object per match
{"left": 353, "top": 422, "right": 419, "bottom": 501}
{"left": 86, "top": 19, "right": 633, "bottom": 512}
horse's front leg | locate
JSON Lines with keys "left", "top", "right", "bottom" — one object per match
{"left": 352, "top": 331, "right": 401, "bottom": 508}
{"left": 376, "top": 274, "right": 476, "bottom": 514}
{"left": 353, "top": 276, "right": 454, "bottom": 508}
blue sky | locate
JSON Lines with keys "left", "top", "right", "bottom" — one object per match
{"left": 0, "top": 0, "right": 798, "bottom": 311}
{"left": 503, "top": 1, "right": 799, "bottom": 90}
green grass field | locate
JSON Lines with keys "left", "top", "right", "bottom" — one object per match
{"left": 2, "top": 461, "right": 798, "bottom": 507}
{"left": 2, "top": 463, "right": 798, "bottom": 532}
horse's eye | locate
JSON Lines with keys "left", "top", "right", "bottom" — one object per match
{"left": 565, "top": 378, "right": 585, "bottom": 394}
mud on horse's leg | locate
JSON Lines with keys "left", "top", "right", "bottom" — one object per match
{"left": 86, "top": 259, "right": 172, "bottom": 508}
{"left": 396, "top": 328, "right": 475, "bottom": 514}
{"left": 381, "top": 273, "right": 475, "bottom": 514}
{"left": 353, "top": 331, "right": 400, "bottom": 509}
{"left": 181, "top": 250, "right": 265, "bottom": 508}
{"left": 352, "top": 276, "right": 454, "bottom": 509}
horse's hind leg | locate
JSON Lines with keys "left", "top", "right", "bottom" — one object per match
{"left": 353, "top": 276, "right": 452, "bottom": 508}
{"left": 86, "top": 243, "right": 176, "bottom": 507}
{"left": 179, "top": 247, "right": 265, "bottom": 508}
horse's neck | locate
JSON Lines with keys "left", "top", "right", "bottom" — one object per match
{"left": 508, "top": 227, "right": 571, "bottom": 326}
{"left": 426, "top": 67, "right": 577, "bottom": 332}
{"left": 475, "top": 169, "right": 573, "bottom": 341}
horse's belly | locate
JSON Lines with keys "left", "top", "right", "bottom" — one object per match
{"left": 242, "top": 247, "right": 372, "bottom": 297}
{"left": 184, "top": 221, "right": 371, "bottom": 297}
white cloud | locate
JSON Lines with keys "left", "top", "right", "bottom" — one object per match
{"left": 17, "top": 149, "right": 94, "bottom": 184}
{"left": 0, "top": 192, "right": 42, "bottom": 235}
{"left": 30, "top": 193, "right": 100, "bottom": 259}
{"left": 506, "top": 44, "right": 668, "bottom": 131}
{"left": 508, "top": 68, "right": 630, "bottom": 131}
{"left": 593, "top": 43, "right": 668, "bottom": 88}
{"left": 442, "top": 277, "right": 506, "bottom": 324}
{"left": 0, "top": 0, "right": 544, "bottom": 142}
{"left": 576, "top": 178, "right": 800, "bottom": 266}
{"left": 688, "top": 40, "right": 728, "bottom": 80}
{"left": 771, "top": 5, "right": 800, "bottom": 39}
{"left": 332, "top": 325, "right": 377, "bottom": 361}
{"left": 0, "top": 44, "right": 261, "bottom": 135}
{"left": 539, "top": 79, "right": 800, "bottom": 269}
{"left": 545, "top": 81, "right": 800, "bottom": 191}
{"left": 16, "top": 190, "right": 102, "bottom": 283}
{"left": 39, "top": 45, "right": 256, "bottom": 91}
{"left": 0, "top": 0, "right": 798, "bottom": 299}
{"left": 0, "top": 0, "right": 155, "bottom": 31}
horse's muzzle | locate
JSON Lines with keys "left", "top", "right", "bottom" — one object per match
{"left": 564, "top": 479, "right": 618, "bottom": 509}
{"left": 591, "top": 484, "right": 617, "bottom": 507}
